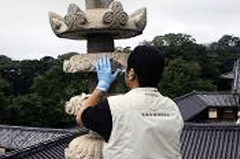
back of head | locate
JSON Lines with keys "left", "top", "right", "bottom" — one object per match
{"left": 127, "top": 45, "right": 165, "bottom": 88}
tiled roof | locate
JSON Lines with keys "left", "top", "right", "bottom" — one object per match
{"left": 175, "top": 92, "right": 238, "bottom": 121}
{"left": 1, "top": 133, "right": 75, "bottom": 159}
{"left": 0, "top": 125, "right": 74, "bottom": 151}
{"left": 0, "top": 125, "right": 90, "bottom": 159}
{"left": 180, "top": 123, "right": 240, "bottom": 159}
{"left": 1, "top": 124, "right": 240, "bottom": 159}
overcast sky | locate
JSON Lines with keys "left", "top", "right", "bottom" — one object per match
{"left": 1, "top": 0, "right": 240, "bottom": 60}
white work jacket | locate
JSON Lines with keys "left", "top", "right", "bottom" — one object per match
{"left": 103, "top": 87, "right": 184, "bottom": 159}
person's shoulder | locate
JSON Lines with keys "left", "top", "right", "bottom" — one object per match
{"left": 107, "top": 93, "right": 125, "bottom": 103}
{"left": 159, "top": 94, "right": 179, "bottom": 110}
{"left": 164, "top": 96, "right": 176, "bottom": 105}
{"left": 107, "top": 93, "right": 124, "bottom": 100}
{"left": 107, "top": 93, "right": 131, "bottom": 111}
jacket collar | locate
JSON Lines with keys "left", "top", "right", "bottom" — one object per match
{"left": 128, "top": 87, "right": 159, "bottom": 93}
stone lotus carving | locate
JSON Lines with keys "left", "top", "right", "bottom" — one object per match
{"left": 49, "top": 1, "right": 146, "bottom": 39}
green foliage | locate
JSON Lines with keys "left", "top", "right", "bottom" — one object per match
{"left": 8, "top": 93, "right": 43, "bottom": 126}
{"left": 0, "top": 53, "right": 88, "bottom": 127}
{"left": 159, "top": 59, "right": 217, "bottom": 98}
{"left": 1, "top": 33, "right": 240, "bottom": 127}
{"left": 208, "top": 35, "right": 240, "bottom": 74}
{"left": 30, "top": 54, "right": 89, "bottom": 127}
{"left": 151, "top": 33, "right": 196, "bottom": 47}
{"left": 0, "top": 78, "right": 10, "bottom": 110}
{"left": 143, "top": 33, "right": 240, "bottom": 98}
{"left": 217, "top": 35, "right": 240, "bottom": 47}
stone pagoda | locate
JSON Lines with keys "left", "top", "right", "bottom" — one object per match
{"left": 49, "top": 0, "right": 147, "bottom": 92}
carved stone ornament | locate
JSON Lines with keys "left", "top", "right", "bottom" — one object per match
{"left": 65, "top": 130, "right": 104, "bottom": 159}
{"left": 49, "top": 1, "right": 147, "bottom": 40}
{"left": 102, "top": 1, "right": 129, "bottom": 28}
{"left": 64, "top": 93, "right": 104, "bottom": 159}
{"left": 63, "top": 52, "right": 128, "bottom": 73}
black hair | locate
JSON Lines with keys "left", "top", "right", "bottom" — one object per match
{"left": 127, "top": 45, "right": 165, "bottom": 87}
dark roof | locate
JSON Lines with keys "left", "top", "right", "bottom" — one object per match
{"left": 175, "top": 92, "right": 238, "bottom": 121}
{"left": 1, "top": 124, "right": 240, "bottom": 159}
{"left": 180, "top": 123, "right": 240, "bottom": 159}
{"left": 1, "top": 133, "right": 75, "bottom": 159}
{"left": 0, "top": 125, "right": 74, "bottom": 150}
{"left": 0, "top": 125, "right": 88, "bottom": 159}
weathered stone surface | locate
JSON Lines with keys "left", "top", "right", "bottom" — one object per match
{"left": 68, "top": 3, "right": 82, "bottom": 16}
{"left": 49, "top": 1, "right": 146, "bottom": 40}
{"left": 65, "top": 131, "right": 104, "bottom": 159}
{"left": 49, "top": 12, "right": 69, "bottom": 34}
{"left": 117, "top": 11, "right": 128, "bottom": 25}
{"left": 109, "top": 1, "right": 123, "bottom": 13}
{"left": 130, "top": 8, "right": 147, "bottom": 31}
{"left": 102, "top": 10, "right": 116, "bottom": 26}
{"left": 63, "top": 52, "right": 128, "bottom": 73}
{"left": 87, "top": 34, "right": 114, "bottom": 53}
{"left": 86, "top": 0, "right": 113, "bottom": 9}
{"left": 102, "top": 2, "right": 129, "bottom": 28}
{"left": 64, "top": 4, "right": 87, "bottom": 30}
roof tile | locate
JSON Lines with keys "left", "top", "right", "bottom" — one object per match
{"left": 0, "top": 125, "right": 73, "bottom": 150}
{"left": 181, "top": 123, "right": 240, "bottom": 159}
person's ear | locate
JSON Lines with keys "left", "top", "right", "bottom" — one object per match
{"left": 128, "top": 68, "right": 137, "bottom": 81}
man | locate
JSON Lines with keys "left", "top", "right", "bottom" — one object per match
{"left": 76, "top": 45, "right": 184, "bottom": 159}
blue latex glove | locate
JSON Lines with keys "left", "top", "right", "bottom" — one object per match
{"left": 96, "top": 57, "right": 119, "bottom": 92}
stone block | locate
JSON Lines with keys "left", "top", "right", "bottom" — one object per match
{"left": 63, "top": 52, "right": 128, "bottom": 73}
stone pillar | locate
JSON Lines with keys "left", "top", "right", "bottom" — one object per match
{"left": 87, "top": 34, "right": 114, "bottom": 53}
{"left": 86, "top": 0, "right": 113, "bottom": 9}
{"left": 87, "top": 33, "right": 114, "bottom": 93}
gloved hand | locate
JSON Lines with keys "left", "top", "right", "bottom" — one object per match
{"left": 96, "top": 57, "right": 119, "bottom": 92}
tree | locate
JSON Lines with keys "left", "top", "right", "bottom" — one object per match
{"left": 8, "top": 93, "right": 43, "bottom": 126}
{"left": 151, "top": 33, "right": 196, "bottom": 47}
{"left": 0, "top": 58, "right": 42, "bottom": 95}
{"left": 208, "top": 35, "right": 240, "bottom": 74}
{"left": 146, "top": 33, "right": 198, "bottom": 60}
{"left": 0, "top": 55, "right": 12, "bottom": 67}
{"left": 217, "top": 35, "right": 240, "bottom": 47}
{"left": 144, "top": 33, "right": 228, "bottom": 80}
{"left": 0, "top": 78, "right": 10, "bottom": 108}
{"left": 30, "top": 53, "right": 89, "bottom": 127}
{"left": 159, "top": 59, "right": 216, "bottom": 98}
{"left": 0, "top": 53, "right": 89, "bottom": 127}
{"left": 37, "top": 56, "right": 56, "bottom": 75}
